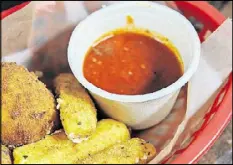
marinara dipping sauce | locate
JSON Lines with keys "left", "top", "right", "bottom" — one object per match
{"left": 83, "top": 31, "right": 183, "bottom": 95}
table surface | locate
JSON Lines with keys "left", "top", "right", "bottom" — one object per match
{"left": 198, "top": 121, "right": 232, "bottom": 164}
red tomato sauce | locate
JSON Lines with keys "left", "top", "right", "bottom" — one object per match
{"left": 83, "top": 31, "right": 183, "bottom": 95}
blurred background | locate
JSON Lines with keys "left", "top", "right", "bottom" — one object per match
{"left": 1, "top": 1, "right": 232, "bottom": 15}
{"left": 1, "top": 1, "right": 232, "bottom": 164}
{"left": 1, "top": 1, "right": 232, "bottom": 38}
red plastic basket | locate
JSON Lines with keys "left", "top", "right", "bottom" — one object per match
{"left": 1, "top": 1, "right": 232, "bottom": 164}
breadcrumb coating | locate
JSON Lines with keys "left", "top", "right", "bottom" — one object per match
{"left": 1, "top": 145, "right": 12, "bottom": 164}
{"left": 77, "top": 138, "right": 156, "bottom": 164}
{"left": 13, "top": 119, "right": 130, "bottom": 164}
{"left": 54, "top": 73, "right": 97, "bottom": 142}
{"left": 2, "top": 62, "right": 57, "bottom": 146}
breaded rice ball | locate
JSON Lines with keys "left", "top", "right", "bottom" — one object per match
{"left": 1, "top": 62, "right": 57, "bottom": 146}
{"left": 1, "top": 145, "right": 12, "bottom": 164}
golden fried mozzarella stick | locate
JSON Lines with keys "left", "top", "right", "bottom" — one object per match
{"left": 74, "top": 119, "right": 130, "bottom": 162}
{"left": 13, "top": 119, "right": 130, "bottom": 164}
{"left": 1, "top": 145, "right": 12, "bottom": 164}
{"left": 13, "top": 131, "right": 74, "bottom": 164}
{"left": 77, "top": 138, "right": 156, "bottom": 164}
{"left": 54, "top": 73, "right": 97, "bottom": 143}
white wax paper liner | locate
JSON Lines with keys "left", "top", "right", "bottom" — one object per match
{"left": 149, "top": 18, "right": 232, "bottom": 164}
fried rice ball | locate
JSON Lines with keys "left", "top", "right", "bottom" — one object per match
{"left": 1, "top": 62, "right": 57, "bottom": 146}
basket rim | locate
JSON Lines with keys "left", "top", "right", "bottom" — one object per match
{"left": 170, "top": 1, "right": 231, "bottom": 164}
{"left": 170, "top": 73, "right": 232, "bottom": 164}
{"left": 1, "top": 1, "right": 30, "bottom": 19}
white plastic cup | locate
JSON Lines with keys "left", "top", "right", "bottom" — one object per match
{"left": 68, "top": 1, "right": 200, "bottom": 130}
